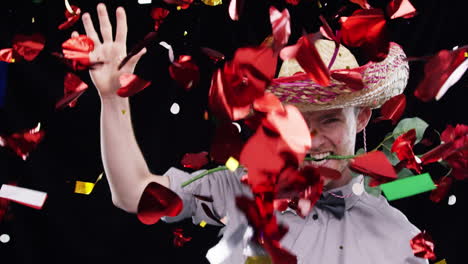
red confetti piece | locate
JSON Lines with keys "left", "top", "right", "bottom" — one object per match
{"left": 391, "top": 129, "right": 422, "bottom": 173}
{"left": 349, "top": 151, "right": 397, "bottom": 186}
{"left": 173, "top": 228, "right": 192, "bottom": 247}
{"left": 285, "top": 0, "right": 300, "bottom": 5}
{"left": 0, "top": 48, "right": 14, "bottom": 63}
{"left": 12, "top": 33, "right": 45, "bottom": 61}
{"left": 210, "top": 122, "right": 244, "bottom": 164}
{"left": 0, "top": 197, "right": 10, "bottom": 222}
{"left": 410, "top": 231, "right": 436, "bottom": 260}
{"left": 55, "top": 73, "right": 88, "bottom": 110}
{"left": 375, "top": 94, "right": 406, "bottom": 124}
{"left": 340, "top": 8, "right": 389, "bottom": 62}
{"left": 349, "top": 0, "right": 371, "bottom": 9}
{"left": 117, "top": 73, "right": 151, "bottom": 97}
{"left": 181, "top": 151, "right": 209, "bottom": 170}
{"left": 58, "top": 5, "right": 81, "bottom": 30}
{"left": 244, "top": 111, "right": 266, "bottom": 132}
{"left": 151, "top": 7, "right": 170, "bottom": 31}
{"left": 119, "top": 32, "right": 158, "bottom": 70}
{"left": 208, "top": 46, "right": 277, "bottom": 120}
{"left": 169, "top": 55, "right": 200, "bottom": 91}
{"left": 269, "top": 6, "right": 291, "bottom": 52}
{"left": 280, "top": 34, "right": 330, "bottom": 86}
{"left": 137, "top": 182, "right": 183, "bottom": 225}
{"left": 429, "top": 176, "right": 453, "bottom": 203}
{"left": 62, "top": 35, "right": 95, "bottom": 68}
{"left": 208, "top": 69, "right": 252, "bottom": 120}
{"left": 263, "top": 105, "right": 312, "bottom": 164}
{"left": 386, "top": 0, "right": 417, "bottom": 19}
{"left": 0, "top": 123, "right": 45, "bottom": 161}
{"left": 421, "top": 125, "right": 468, "bottom": 180}
{"left": 253, "top": 92, "right": 284, "bottom": 113}
{"left": 414, "top": 47, "right": 468, "bottom": 102}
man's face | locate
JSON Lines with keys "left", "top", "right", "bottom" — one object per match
{"left": 301, "top": 107, "right": 369, "bottom": 188}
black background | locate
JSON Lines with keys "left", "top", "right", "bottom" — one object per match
{"left": 0, "top": 0, "right": 467, "bottom": 263}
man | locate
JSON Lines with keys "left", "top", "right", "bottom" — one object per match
{"left": 81, "top": 3, "right": 428, "bottom": 264}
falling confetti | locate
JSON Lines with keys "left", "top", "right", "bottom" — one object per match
{"left": 0, "top": 234, "right": 10, "bottom": 243}
{"left": 199, "top": 220, "right": 207, "bottom": 227}
{"left": 447, "top": 195, "right": 456, "bottom": 205}
{"left": 74, "top": 173, "right": 103, "bottom": 195}
{"left": 380, "top": 173, "right": 436, "bottom": 201}
{"left": 0, "top": 184, "right": 47, "bottom": 210}
{"left": 170, "top": 102, "right": 180, "bottom": 114}
{"left": 225, "top": 157, "right": 240, "bottom": 172}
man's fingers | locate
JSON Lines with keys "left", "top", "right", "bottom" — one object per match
{"left": 82, "top": 13, "right": 101, "bottom": 46}
{"left": 115, "top": 7, "right": 128, "bottom": 44}
{"left": 97, "top": 3, "right": 113, "bottom": 43}
{"left": 71, "top": 31, "right": 79, "bottom": 38}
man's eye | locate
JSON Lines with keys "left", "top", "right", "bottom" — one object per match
{"left": 322, "top": 118, "right": 339, "bottom": 124}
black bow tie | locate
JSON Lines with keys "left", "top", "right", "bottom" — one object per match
{"left": 315, "top": 191, "right": 346, "bottom": 219}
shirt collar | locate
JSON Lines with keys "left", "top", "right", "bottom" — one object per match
{"left": 322, "top": 175, "right": 364, "bottom": 211}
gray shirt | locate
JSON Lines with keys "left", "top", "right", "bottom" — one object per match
{"left": 163, "top": 167, "right": 428, "bottom": 264}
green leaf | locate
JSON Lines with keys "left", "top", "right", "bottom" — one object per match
{"left": 393, "top": 117, "right": 429, "bottom": 144}
{"left": 398, "top": 168, "right": 414, "bottom": 179}
{"left": 364, "top": 176, "right": 382, "bottom": 197}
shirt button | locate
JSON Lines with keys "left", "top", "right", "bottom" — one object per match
{"left": 312, "top": 214, "right": 318, "bottom": 220}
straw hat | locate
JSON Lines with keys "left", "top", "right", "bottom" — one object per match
{"left": 267, "top": 39, "right": 409, "bottom": 112}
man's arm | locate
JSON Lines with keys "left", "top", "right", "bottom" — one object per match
{"left": 100, "top": 96, "right": 169, "bottom": 213}
{"left": 81, "top": 4, "right": 169, "bottom": 213}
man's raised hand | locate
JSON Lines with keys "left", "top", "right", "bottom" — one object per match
{"left": 81, "top": 3, "right": 146, "bottom": 99}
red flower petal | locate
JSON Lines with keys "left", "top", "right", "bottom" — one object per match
{"left": 391, "top": 129, "right": 422, "bottom": 173}
{"left": 244, "top": 112, "right": 266, "bottom": 132}
{"left": 169, "top": 55, "right": 200, "bottom": 91}
{"left": 181, "top": 151, "right": 209, "bottom": 170}
{"left": 340, "top": 9, "right": 389, "bottom": 62}
{"left": 151, "top": 7, "right": 170, "bottom": 31}
{"left": 281, "top": 34, "right": 330, "bottom": 86}
{"left": 0, "top": 123, "right": 45, "bottom": 160}
{"left": 375, "top": 94, "right": 406, "bottom": 124}
{"left": 173, "top": 228, "right": 192, "bottom": 247}
{"left": 269, "top": 6, "right": 291, "bottom": 52}
{"left": 414, "top": 47, "right": 468, "bottom": 102}
{"left": 0, "top": 48, "right": 14, "bottom": 63}
{"left": 58, "top": 5, "right": 81, "bottom": 30}
{"left": 137, "top": 182, "right": 183, "bottom": 225}
{"left": 410, "top": 231, "right": 436, "bottom": 260}
{"left": 429, "top": 176, "right": 453, "bottom": 203}
{"left": 117, "top": 74, "right": 151, "bottom": 97}
{"left": 210, "top": 122, "right": 244, "bottom": 164}
{"left": 12, "top": 33, "right": 45, "bottom": 61}
{"left": 386, "top": 0, "right": 417, "bottom": 19}
{"left": 253, "top": 92, "right": 284, "bottom": 113}
{"left": 55, "top": 73, "right": 89, "bottom": 110}
{"left": 349, "top": 151, "right": 397, "bottom": 186}
{"left": 330, "top": 68, "right": 365, "bottom": 90}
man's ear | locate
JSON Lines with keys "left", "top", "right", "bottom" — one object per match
{"left": 356, "top": 107, "right": 371, "bottom": 133}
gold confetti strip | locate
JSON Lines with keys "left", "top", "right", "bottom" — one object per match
{"left": 201, "top": 0, "right": 222, "bottom": 6}
{"left": 121, "top": 109, "right": 126, "bottom": 115}
{"left": 435, "top": 259, "right": 447, "bottom": 264}
{"left": 199, "top": 220, "right": 207, "bottom": 227}
{"left": 245, "top": 256, "right": 272, "bottom": 264}
{"left": 225, "top": 157, "right": 239, "bottom": 172}
{"left": 74, "top": 173, "right": 103, "bottom": 195}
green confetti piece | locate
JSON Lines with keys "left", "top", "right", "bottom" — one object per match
{"left": 380, "top": 173, "right": 436, "bottom": 201}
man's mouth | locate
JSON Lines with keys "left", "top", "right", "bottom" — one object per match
{"left": 307, "top": 151, "right": 332, "bottom": 166}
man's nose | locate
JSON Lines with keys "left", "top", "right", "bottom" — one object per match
{"left": 310, "top": 130, "right": 327, "bottom": 151}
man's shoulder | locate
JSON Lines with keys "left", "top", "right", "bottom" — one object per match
{"left": 357, "top": 191, "right": 420, "bottom": 233}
